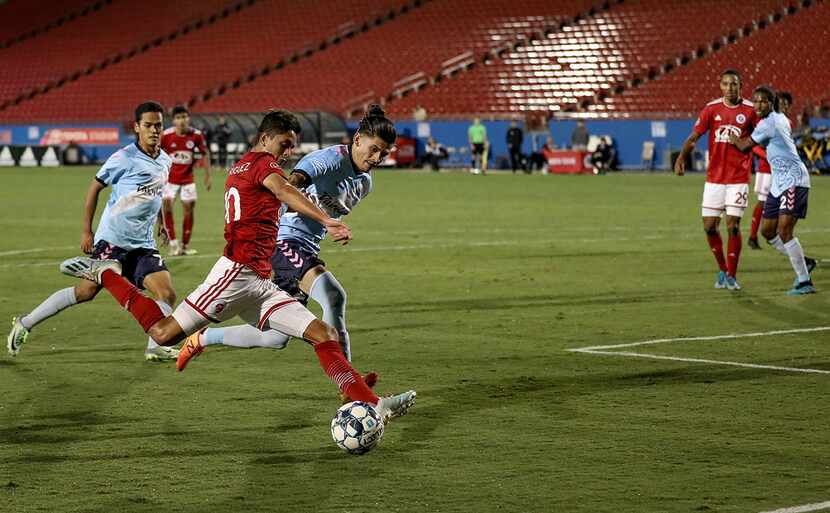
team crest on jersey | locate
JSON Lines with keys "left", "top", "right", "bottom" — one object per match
{"left": 186, "top": 140, "right": 194, "bottom": 149}
{"left": 736, "top": 114, "right": 746, "bottom": 124}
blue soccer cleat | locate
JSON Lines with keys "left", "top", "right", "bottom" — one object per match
{"left": 714, "top": 271, "right": 727, "bottom": 289}
{"left": 726, "top": 275, "right": 741, "bottom": 291}
{"left": 787, "top": 280, "right": 816, "bottom": 296}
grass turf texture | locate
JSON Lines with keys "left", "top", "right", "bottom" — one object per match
{"left": 1, "top": 166, "right": 830, "bottom": 513}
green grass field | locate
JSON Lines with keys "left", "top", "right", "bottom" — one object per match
{"left": 2, "top": 166, "right": 830, "bottom": 513}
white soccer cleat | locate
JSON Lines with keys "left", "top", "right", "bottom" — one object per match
{"left": 7, "top": 316, "right": 29, "bottom": 357}
{"left": 181, "top": 247, "right": 198, "bottom": 256}
{"left": 144, "top": 345, "right": 180, "bottom": 362}
{"left": 169, "top": 240, "right": 182, "bottom": 256}
{"left": 59, "top": 256, "right": 122, "bottom": 284}
{"left": 374, "top": 390, "right": 416, "bottom": 423}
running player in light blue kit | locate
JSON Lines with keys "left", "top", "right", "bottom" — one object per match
{"left": 7, "top": 102, "right": 182, "bottom": 360}
{"left": 730, "top": 85, "right": 815, "bottom": 295}
{"left": 176, "top": 105, "right": 396, "bottom": 379}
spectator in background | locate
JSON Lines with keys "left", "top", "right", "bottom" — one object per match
{"left": 468, "top": 117, "right": 488, "bottom": 174}
{"left": 422, "top": 137, "right": 447, "bottom": 172}
{"left": 506, "top": 120, "right": 524, "bottom": 174}
{"left": 530, "top": 135, "right": 556, "bottom": 171}
{"left": 213, "top": 115, "right": 233, "bottom": 168}
{"left": 413, "top": 105, "right": 428, "bottom": 121}
{"left": 591, "top": 136, "right": 617, "bottom": 175}
{"left": 571, "top": 119, "right": 589, "bottom": 151}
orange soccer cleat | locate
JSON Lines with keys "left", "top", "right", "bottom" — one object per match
{"left": 176, "top": 332, "right": 204, "bottom": 372}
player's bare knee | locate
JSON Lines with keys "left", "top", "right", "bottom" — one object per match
{"left": 74, "top": 281, "right": 100, "bottom": 302}
{"left": 303, "top": 320, "right": 339, "bottom": 345}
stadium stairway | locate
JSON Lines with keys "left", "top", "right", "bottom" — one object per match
{"left": 0, "top": 0, "right": 254, "bottom": 114}
{"left": 385, "top": 0, "right": 795, "bottom": 118}
{"left": 195, "top": 0, "right": 600, "bottom": 115}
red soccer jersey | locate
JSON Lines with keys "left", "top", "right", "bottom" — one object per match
{"left": 752, "top": 146, "right": 771, "bottom": 174}
{"left": 161, "top": 127, "right": 207, "bottom": 185}
{"left": 693, "top": 98, "right": 758, "bottom": 184}
{"left": 223, "top": 151, "right": 284, "bottom": 278}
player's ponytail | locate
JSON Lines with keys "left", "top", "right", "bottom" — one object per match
{"left": 357, "top": 104, "right": 396, "bottom": 145}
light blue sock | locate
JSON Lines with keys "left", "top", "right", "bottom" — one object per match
{"left": 204, "top": 327, "right": 226, "bottom": 346}
{"left": 309, "top": 271, "right": 351, "bottom": 361}
{"left": 203, "top": 325, "right": 290, "bottom": 349}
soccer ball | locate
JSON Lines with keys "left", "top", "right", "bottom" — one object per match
{"left": 330, "top": 401, "right": 384, "bottom": 455}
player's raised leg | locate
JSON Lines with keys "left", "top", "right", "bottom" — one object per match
{"left": 141, "top": 268, "right": 179, "bottom": 361}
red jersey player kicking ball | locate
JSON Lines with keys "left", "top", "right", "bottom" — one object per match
{"left": 160, "top": 105, "right": 211, "bottom": 256}
{"left": 59, "top": 109, "right": 416, "bottom": 424}
{"left": 675, "top": 69, "right": 758, "bottom": 291}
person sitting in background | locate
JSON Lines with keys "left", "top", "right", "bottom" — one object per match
{"left": 530, "top": 135, "right": 556, "bottom": 171}
{"left": 591, "top": 137, "right": 616, "bottom": 175}
{"left": 571, "top": 120, "right": 589, "bottom": 151}
{"left": 422, "top": 137, "right": 447, "bottom": 171}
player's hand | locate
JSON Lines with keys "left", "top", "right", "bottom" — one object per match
{"left": 674, "top": 156, "right": 686, "bottom": 176}
{"left": 80, "top": 231, "right": 94, "bottom": 254}
{"left": 727, "top": 133, "right": 739, "bottom": 146}
{"left": 324, "top": 219, "right": 352, "bottom": 245}
{"left": 204, "top": 175, "right": 212, "bottom": 192}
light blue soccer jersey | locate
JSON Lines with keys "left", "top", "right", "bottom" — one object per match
{"left": 94, "top": 143, "right": 171, "bottom": 250}
{"left": 278, "top": 145, "right": 372, "bottom": 254}
{"left": 751, "top": 112, "right": 810, "bottom": 197}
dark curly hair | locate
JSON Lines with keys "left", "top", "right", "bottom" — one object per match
{"left": 753, "top": 85, "right": 780, "bottom": 113}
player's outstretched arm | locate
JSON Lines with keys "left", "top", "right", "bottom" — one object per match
{"left": 80, "top": 179, "right": 106, "bottom": 254}
{"left": 674, "top": 133, "right": 700, "bottom": 176}
{"left": 201, "top": 151, "right": 212, "bottom": 191}
{"left": 262, "top": 173, "right": 352, "bottom": 244}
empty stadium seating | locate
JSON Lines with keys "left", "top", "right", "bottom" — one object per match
{"left": 388, "top": 0, "right": 788, "bottom": 117}
{"left": 0, "top": 0, "right": 96, "bottom": 45}
{"left": 0, "top": 0, "right": 237, "bottom": 107}
{"left": 0, "top": 0, "right": 409, "bottom": 121}
{"left": 592, "top": 0, "right": 830, "bottom": 117}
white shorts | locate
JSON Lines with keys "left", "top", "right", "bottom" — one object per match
{"left": 754, "top": 172, "right": 772, "bottom": 201}
{"left": 701, "top": 182, "right": 749, "bottom": 218}
{"left": 163, "top": 183, "right": 198, "bottom": 202}
{"left": 172, "top": 256, "right": 316, "bottom": 337}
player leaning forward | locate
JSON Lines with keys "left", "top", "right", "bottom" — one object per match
{"left": 58, "top": 109, "right": 416, "bottom": 422}
{"left": 8, "top": 102, "right": 180, "bottom": 361}
{"left": 729, "top": 86, "right": 816, "bottom": 295}
{"left": 675, "top": 69, "right": 757, "bottom": 291}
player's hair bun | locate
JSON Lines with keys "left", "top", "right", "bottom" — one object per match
{"left": 366, "top": 104, "right": 385, "bottom": 118}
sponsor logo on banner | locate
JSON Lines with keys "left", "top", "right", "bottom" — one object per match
{"left": 39, "top": 128, "right": 119, "bottom": 145}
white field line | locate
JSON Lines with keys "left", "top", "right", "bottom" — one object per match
{"left": 759, "top": 501, "right": 830, "bottom": 513}
{"left": 4, "top": 224, "right": 830, "bottom": 260}
{"left": 568, "top": 326, "right": 830, "bottom": 375}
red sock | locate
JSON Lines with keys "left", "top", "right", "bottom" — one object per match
{"left": 706, "top": 233, "right": 727, "bottom": 272}
{"left": 727, "top": 232, "right": 742, "bottom": 277}
{"left": 164, "top": 211, "right": 176, "bottom": 240}
{"left": 314, "top": 341, "right": 379, "bottom": 404}
{"left": 750, "top": 203, "right": 763, "bottom": 240}
{"left": 101, "top": 270, "right": 165, "bottom": 332}
{"left": 182, "top": 211, "right": 193, "bottom": 246}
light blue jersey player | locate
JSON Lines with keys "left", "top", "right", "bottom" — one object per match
{"left": 195, "top": 106, "right": 397, "bottom": 384}
{"left": 8, "top": 102, "right": 183, "bottom": 361}
{"left": 731, "top": 86, "right": 816, "bottom": 295}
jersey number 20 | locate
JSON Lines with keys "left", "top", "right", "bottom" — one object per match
{"left": 225, "top": 187, "right": 241, "bottom": 223}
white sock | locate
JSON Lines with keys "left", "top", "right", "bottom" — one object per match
{"left": 20, "top": 287, "right": 77, "bottom": 330}
{"left": 767, "top": 235, "right": 789, "bottom": 256}
{"left": 783, "top": 238, "right": 810, "bottom": 283}
{"left": 146, "top": 301, "right": 172, "bottom": 350}
{"left": 309, "top": 271, "right": 351, "bottom": 361}
{"left": 203, "top": 325, "right": 290, "bottom": 349}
